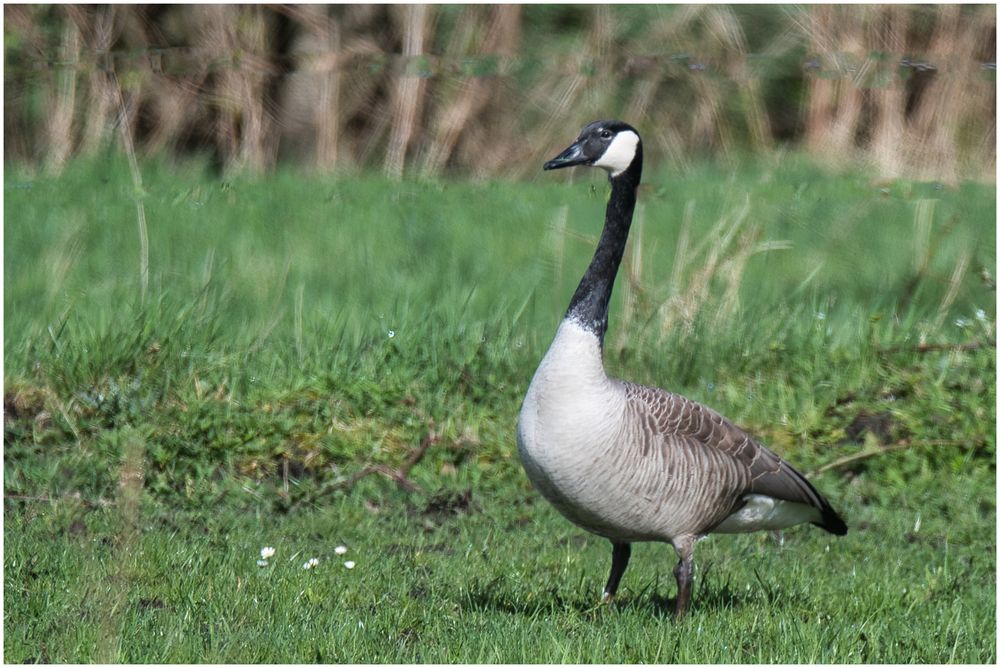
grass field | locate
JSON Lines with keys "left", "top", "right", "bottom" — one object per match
{"left": 4, "top": 154, "right": 996, "bottom": 662}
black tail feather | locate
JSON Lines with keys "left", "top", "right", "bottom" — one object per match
{"left": 814, "top": 507, "right": 848, "bottom": 535}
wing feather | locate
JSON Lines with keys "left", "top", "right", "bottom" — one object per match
{"left": 623, "top": 382, "right": 847, "bottom": 535}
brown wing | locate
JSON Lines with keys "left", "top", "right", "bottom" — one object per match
{"left": 623, "top": 381, "right": 847, "bottom": 535}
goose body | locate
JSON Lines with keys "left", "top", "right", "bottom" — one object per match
{"left": 517, "top": 121, "right": 846, "bottom": 619}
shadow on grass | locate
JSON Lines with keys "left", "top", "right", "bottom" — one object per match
{"left": 461, "top": 563, "right": 785, "bottom": 620}
{"left": 614, "top": 583, "right": 759, "bottom": 620}
{"left": 461, "top": 577, "right": 597, "bottom": 617}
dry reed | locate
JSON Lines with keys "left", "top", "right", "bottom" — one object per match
{"left": 385, "top": 4, "right": 431, "bottom": 179}
{"left": 6, "top": 5, "right": 995, "bottom": 180}
{"left": 111, "top": 70, "right": 149, "bottom": 303}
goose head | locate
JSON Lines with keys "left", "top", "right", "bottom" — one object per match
{"left": 543, "top": 120, "right": 642, "bottom": 181}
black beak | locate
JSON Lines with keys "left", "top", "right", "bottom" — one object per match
{"left": 543, "top": 140, "right": 589, "bottom": 170}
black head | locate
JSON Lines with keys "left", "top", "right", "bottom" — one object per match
{"left": 543, "top": 120, "right": 643, "bottom": 181}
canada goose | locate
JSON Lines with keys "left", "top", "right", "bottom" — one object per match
{"left": 516, "top": 120, "right": 847, "bottom": 620}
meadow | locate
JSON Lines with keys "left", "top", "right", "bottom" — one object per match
{"left": 3, "top": 154, "right": 996, "bottom": 662}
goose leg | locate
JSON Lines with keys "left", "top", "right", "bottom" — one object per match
{"left": 673, "top": 555, "right": 694, "bottom": 619}
{"left": 601, "top": 542, "right": 631, "bottom": 602}
{"left": 672, "top": 537, "right": 696, "bottom": 620}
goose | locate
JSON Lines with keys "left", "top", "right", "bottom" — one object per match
{"left": 516, "top": 120, "right": 847, "bottom": 620}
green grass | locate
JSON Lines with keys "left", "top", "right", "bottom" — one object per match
{"left": 5, "top": 466, "right": 994, "bottom": 663}
{"left": 4, "top": 154, "right": 996, "bottom": 662}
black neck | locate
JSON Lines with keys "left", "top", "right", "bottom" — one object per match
{"left": 564, "top": 166, "right": 641, "bottom": 342}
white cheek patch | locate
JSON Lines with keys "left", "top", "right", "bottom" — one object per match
{"left": 593, "top": 130, "right": 639, "bottom": 176}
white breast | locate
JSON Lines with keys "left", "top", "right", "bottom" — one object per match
{"left": 517, "top": 319, "right": 618, "bottom": 462}
{"left": 517, "top": 319, "right": 640, "bottom": 537}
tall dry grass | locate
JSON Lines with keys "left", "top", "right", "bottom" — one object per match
{"left": 798, "top": 4, "right": 996, "bottom": 184}
{"left": 4, "top": 5, "right": 995, "bottom": 180}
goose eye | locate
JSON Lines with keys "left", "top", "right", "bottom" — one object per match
{"left": 600, "top": 129, "right": 613, "bottom": 139}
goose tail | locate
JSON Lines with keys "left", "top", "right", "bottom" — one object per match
{"left": 814, "top": 506, "right": 848, "bottom": 536}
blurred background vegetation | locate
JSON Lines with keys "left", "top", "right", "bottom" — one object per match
{"left": 4, "top": 7, "right": 996, "bottom": 662}
{"left": 4, "top": 4, "right": 996, "bottom": 182}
